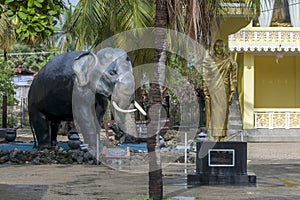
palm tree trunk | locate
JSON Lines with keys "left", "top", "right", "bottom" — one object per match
{"left": 2, "top": 49, "right": 8, "bottom": 128}
{"left": 147, "top": 0, "right": 168, "bottom": 199}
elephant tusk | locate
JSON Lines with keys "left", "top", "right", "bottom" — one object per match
{"left": 112, "top": 101, "right": 137, "bottom": 113}
{"left": 134, "top": 101, "right": 147, "bottom": 116}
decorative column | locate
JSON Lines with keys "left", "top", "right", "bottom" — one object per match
{"left": 296, "top": 57, "right": 300, "bottom": 107}
{"left": 243, "top": 53, "right": 255, "bottom": 129}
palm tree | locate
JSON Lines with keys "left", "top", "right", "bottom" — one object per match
{"left": 71, "top": 0, "right": 155, "bottom": 50}
{"left": 0, "top": 4, "right": 16, "bottom": 128}
{"left": 147, "top": 1, "right": 167, "bottom": 198}
{"left": 53, "top": 8, "right": 78, "bottom": 53}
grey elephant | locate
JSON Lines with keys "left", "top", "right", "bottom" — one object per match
{"left": 28, "top": 47, "right": 145, "bottom": 151}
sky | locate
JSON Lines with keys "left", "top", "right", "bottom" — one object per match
{"left": 64, "top": 0, "right": 79, "bottom": 8}
{"left": 56, "top": 0, "right": 79, "bottom": 28}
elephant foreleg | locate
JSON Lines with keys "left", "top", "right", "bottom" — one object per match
{"left": 73, "top": 86, "right": 101, "bottom": 157}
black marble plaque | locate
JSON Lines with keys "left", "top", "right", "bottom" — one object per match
{"left": 209, "top": 149, "right": 235, "bottom": 167}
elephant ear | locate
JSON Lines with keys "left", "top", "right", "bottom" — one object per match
{"left": 73, "top": 52, "right": 97, "bottom": 87}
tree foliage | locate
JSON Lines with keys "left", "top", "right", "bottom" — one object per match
{"left": 0, "top": 58, "right": 15, "bottom": 96}
{"left": 0, "top": 0, "right": 65, "bottom": 45}
{"left": 5, "top": 43, "right": 54, "bottom": 71}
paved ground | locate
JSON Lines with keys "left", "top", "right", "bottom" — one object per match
{"left": 0, "top": 135, "right": 300, "bottom": 199}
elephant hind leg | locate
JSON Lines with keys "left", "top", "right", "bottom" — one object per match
{"left": 29, "top": 109, "right": 50, "bottom": 148}
{"left": 50, "top": 121, "right": 60, "bottom": 146}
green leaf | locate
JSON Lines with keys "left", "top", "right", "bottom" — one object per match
{"left": 34, "top": 24, "right": 45, "bottom": 32}
{"left": 24, "top": 30, "right": 30, "bottom": 38}
{"left": 17, "top": 11, "right": 28, "bottom": 20}
{"left": 10, "top": 15, "right": 19, "bottom": 25}
{"left": 28, "top": 0, "right": 34, "bottom": 7}
{"left": 34, "top": 2, "right": 42, "bottom": 8}
{"left": 5, "top": 10, "right": 14, "bottom": 17}
{"left": 20, "top": 24, "right": 28, "bottom": 30}
{"left": 44, "top": 30, "right": 52, "bottom": 36}
{"left": 4, "top": 0, "right": 14, "bottom": 4}
{"left": 19, "top": 6, "right": 27, "bottom": 12}
{"left": 49, "top": 26, "right": 60, "bottom": 31}
{"left": 16, "top": 28, "right": 22, "bottom": 34}
{"left": 31, "top": 16, "right": 39, "bottom": 22}
{"left": 27, "top": 8, "right": 35, "bottom": 15}
{"left": 48, "top": 10, "right": 57, "bottom": 15}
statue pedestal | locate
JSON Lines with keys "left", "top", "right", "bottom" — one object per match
{"left": 187, "top": 141, "right": 256, "bottom": 185}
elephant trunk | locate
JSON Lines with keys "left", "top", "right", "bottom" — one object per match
{"left": 110, "top": 71, "right": 136, "bottom": 133}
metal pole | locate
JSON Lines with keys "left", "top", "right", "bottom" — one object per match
{"left": 96, "top": 134, "right": 99, "bottom": 165}
{"left": 184, "top": 132, "right": 187, "bottom": 164}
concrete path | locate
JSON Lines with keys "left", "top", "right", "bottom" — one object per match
{"left": 0, "top": 142, "right": 299, "bottom": 199}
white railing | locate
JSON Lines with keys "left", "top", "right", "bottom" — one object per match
{"left": 229, "top": 27, "right": 300, "bottom": 52}
{"left": 254, "top": 108, "right": 300, "bottom": 129}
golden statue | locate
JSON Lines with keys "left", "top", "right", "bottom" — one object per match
{"left": 202, "top": 39, "right": 237, "bottom": 142}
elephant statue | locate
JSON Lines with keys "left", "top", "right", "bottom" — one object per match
{"left": 28, "top": 47, "right": 146, "bottom": 151}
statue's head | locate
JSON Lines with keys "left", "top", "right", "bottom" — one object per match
{"left": 213, "top": 39, "right": 226, "bottom": 58}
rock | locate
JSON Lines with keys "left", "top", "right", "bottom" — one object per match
{"left": 0, "top": 155, "right": 9, "bottom": 164}
{"left": 33, "top": 156, "right": 41, "bottom": 164}
{"left": 9, "top": 151, "right": 18, "bottom": 163}
{"left": 83, "top": 151, "right": 93, "bottom": 162}
{"left": 88, "top": 160, "right": 95, "bottom": 165}
{"left": 76, "top": 156, "right": 83, "bottom": 164}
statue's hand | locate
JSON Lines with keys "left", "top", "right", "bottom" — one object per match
{"left": 229, "top": 93, "right": 234, "bottom": 104}
{"left": 205, "top": 95, "right": 210, "bottom": 101}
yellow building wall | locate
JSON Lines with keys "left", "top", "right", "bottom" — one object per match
{"left": 254, "top": 56, "right": 299, "bottom": 108}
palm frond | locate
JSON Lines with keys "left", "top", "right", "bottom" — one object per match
{"left": 72, "top": 0, "right": 108, "bottom": 50}
{"left": 0, "top": 6, "right": 16, "bottom": 53}
{"left": 120, "top": 0, "right": 155, "bottom": 30}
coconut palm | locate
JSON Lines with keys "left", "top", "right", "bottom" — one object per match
{"left": 147, "top": 1, "right": 167, "bottom": 198}
{"left": 0, "top": 5, "right": 16, "bottom": 61}
{"left": 71, "top": 0, "right": 155, "bottom": 50}
{"left": 0, "top": 4, "right": 16, "bottom": 128}
{"left": 54, "top": 8, "right": 78, "bottom": 53}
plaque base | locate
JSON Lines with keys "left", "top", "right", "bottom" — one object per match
{"left": 187, "top": 141, "right": 256, "bottom": 185}
{"left": 187, "top": 172, "right": 256, "bottom": 185}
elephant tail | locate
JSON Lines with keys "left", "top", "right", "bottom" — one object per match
{"left": 29, "top": 122, "right": 37, "bottom": 148}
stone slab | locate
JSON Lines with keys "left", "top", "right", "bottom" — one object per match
{"left": 102, "top": 146, "right": 130, "bottom": 159}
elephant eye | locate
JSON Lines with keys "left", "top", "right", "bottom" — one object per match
{"left": 126, "top": 56, "right": 130, "bottom": 61}
{"left": 109, "top": 70, "right": 117, "bottom": 76}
